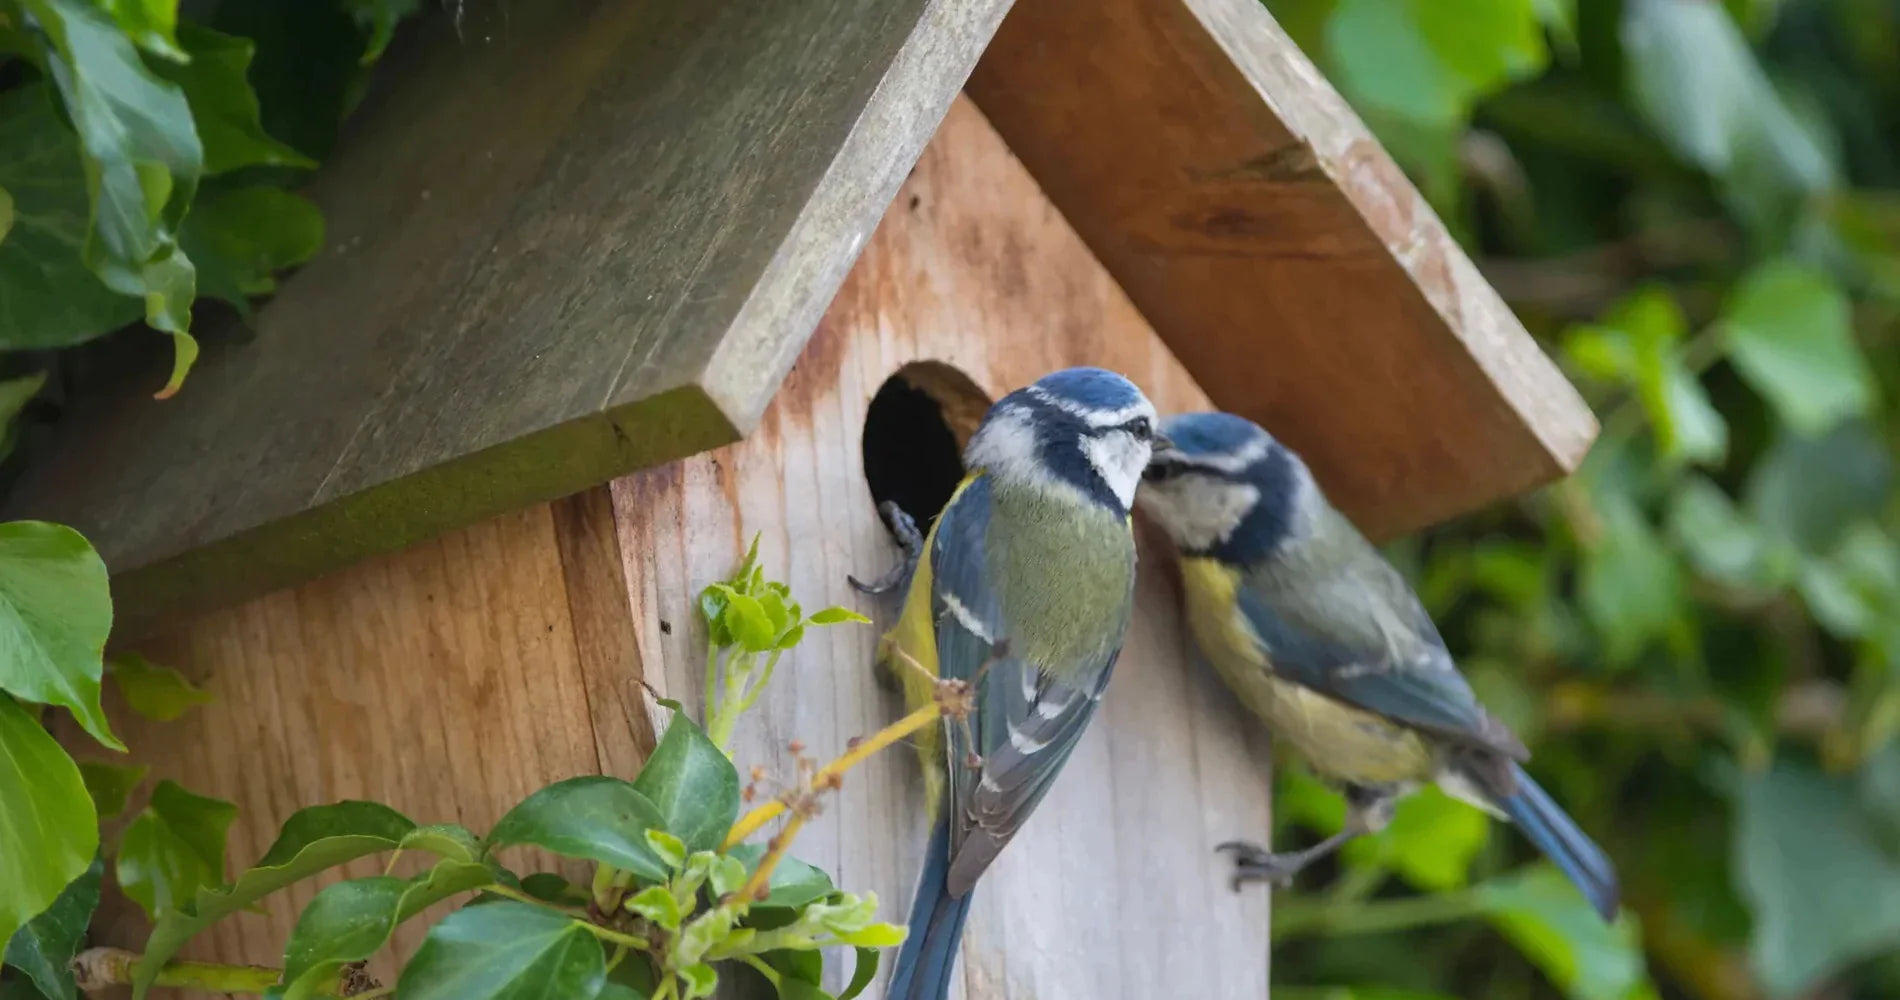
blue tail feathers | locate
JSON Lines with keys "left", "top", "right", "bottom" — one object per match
{"left": 885, "top": 821, "right": 974, "bottom": 1000}
{"left": 1499, "top": 762, "right": 1620, "bottom": 921}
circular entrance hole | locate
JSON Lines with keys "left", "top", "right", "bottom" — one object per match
{"left": 861, "top": 361, "right": 992, "bottom": 531}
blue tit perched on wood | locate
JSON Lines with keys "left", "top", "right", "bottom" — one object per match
{"left": 871, "top": 367, "right": 1164, "bottom": 1000}
{"left": 1135, "top": 411, "right": 1619, "bottom": 921}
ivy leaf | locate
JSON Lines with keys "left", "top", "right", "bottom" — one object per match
{"left": 107, "top": 652, "right": 211, "bottom": 722}
{"left": 0, "top": 697, "right": 96, "bottom": 953}
{"left": 1745, "top": 423, "right": 1893, "bottom": 555}
{"left": 808, "top": 607, "right": 870, "bottom": 626}
{"left": 133, "top": 800, "right": 418, "bottom": 999}
{"left": 117, "top": 780, "right": 237, "bottom": 920}
{"left": 0, "top": 86, "right": 142, "bottom": 351}
{"left": 1736, "top": 756, "right": 1900, "bottom": 997}
{"left": 633, "top": 714, "right": 740, "bottom": 854}
{"left": 839, "top": 947, "right": 879, "bottom": 1000}
{"left": 0, "top": 521, "right": 119, "bottom": 750}
{"left": 77, "top": 760, "right": 147, "bottom": 818}
{"left": 1326, "top": 0, "right": 1547, "bottom": 127}
{"left": 1480, "top": 866, "right": 1652, "bottom": 1000}
{"left": 20, "top": 0, "right": 204, "bottom": 390}
{"left": 1723, "top": 261, "right": 1875, "bottom": 435}
{"left": 179, "top": 184, "right": 323, "bottom": 314}
{"left": 1564, "top": 288, "right": 1725, "bottom": 465}
{"left": 1579, "top": 491, "right": 1686, "bottom": 665}
{"left": 519, "top": 873, "right": 587, "bottom": 906}
{"left": 279, "top": 861, "right": 497, "bottom": 1000}
{"left": 153, "top": 25, "right": 315, "bottom": 175}
{"left": 97, "top": 0, "right": 185, "bottom": 61}
{"left": 4, "top": 855, "right": 101, "bottom": 1000}
{"left": 396, "top": 901, "right": 606, "bottom": 1000}
{"left": 626, "top": 886, "right": 681, "bottom": 932}
{"left": 341, "top": 0, "right": 423, "bottom": 63}
{"left": 1343, "top": 786, "right": 1489, "bottom": 891}
{"left": 725, "top": 846, "right": 836, "bottom": 910}
{"left": 398, "top": 823, "right": 483, "bottom": 863}
{"left": 723, "top": 593, "right": 776, "bottom": 653}
{"left": 487, "top": 777, "right": 669, "bottom": 882}
{"left": 1668, "top": 477, "right": 1774, "bottom": 588}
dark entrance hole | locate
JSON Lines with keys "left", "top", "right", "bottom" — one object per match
{"left": 861, "top": 362, "right": 992, "bottom": 532}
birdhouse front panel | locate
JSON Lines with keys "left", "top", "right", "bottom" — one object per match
{"left": 70, "top": 97, "right": 1271, "bottom": 998}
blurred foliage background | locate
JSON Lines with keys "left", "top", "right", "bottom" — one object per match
{"left": 1258, "top": 2, "right": 1900, "bottom": 1000}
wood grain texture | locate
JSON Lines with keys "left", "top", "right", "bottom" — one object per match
{"left": 66, "top": 496, "right": 623, "bottom": 991}
{"left": 7, "top": 0, "right": 1012, "bottom": 640}
{"left": 611, "top": 97, "right": 1274, "bottom": 999}
{"left": 967, "top": 0, "right": 1598, "bottom": 540}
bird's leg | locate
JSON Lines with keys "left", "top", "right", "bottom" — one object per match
{"left": 1217, "top": 785, "right": 1397, "bottom": 890}
{"left": 848, "top": 501, "right": 924, "bottom": 595}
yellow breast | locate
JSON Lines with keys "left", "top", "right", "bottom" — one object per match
{"left": 1177, "top": 557, "right": 1433, "bottom": 786}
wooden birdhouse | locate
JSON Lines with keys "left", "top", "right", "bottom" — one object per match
{"left": 11, "top": 0, "right": 1594, "bottom": 995}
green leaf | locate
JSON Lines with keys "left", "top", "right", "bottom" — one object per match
{"left": 839, "top": 947, "right": 879, "bottom": 1000}
{"left": 680, "top": 963, "right": 718, "bottom": 999}
{"left": 341, "top": 0, "right": 423, "bottom": 63}
{"left": 598, "top": 985, "right": 648, "bottom": 1000}
{"left": 0, "top": 521, "right": 120, "bottom": 749}
{"left": 21, "top": 0, "right": 203, "bottom": 360}
{"left": 1565, "top": 288, "right": 1724, "bottom": 464}
{"left": 1480, "top": 866, "right": 1651, "bottom": 1000}
{"left": 398, "top": 823, "right": 483, "bottom": 863}
{"left": 1326, "top": 0, "right": 1546, "bottom": 127}
{"left": 519, "top": 873, "right": 587, "bottom": 906}
{"left": 133, "top": 800, "right": 418, "bottom": 999}
{"left": 396, "top": 901, "right": 606, "bottom": 1000}
{"left": 808, "top": 607, "right": 871, "bottom": 626}
{"left": 626, "top": 886, "right": 681, "bottom": 932}
{"left": 644, "top": 829, "right": 687, "bottom": 871}
{"left": 279, "top": 860, "right": 497, "bottom": 1000}
{"left": 0, "top": 697, "right": 95, "bottom": 953}
{"left": 1622, "top": 0, "right": 1831, "bottom": 217}
{"left": 487, "top": 776, "right": 670, "bottom": 882}
{"left": 1579, "top": 491, "right": 1686, "bottom": 665}
{"left": 725, "top": 846, "right": 836, "bottom": 910}
{"left": 724, "top": 592, "right": 776, "bottom": 653}
{"left": 1723, "top": 261, "right": 1875, "bottom": 434}
{"left": 0, "top": 372, "right": 46, "bottom": 462}
{"left": 3, "top": 855, "right": 100, "bottom": 1000}
{"left": 1745, "top": 423, "right": 1892, "bottom": 554}
{"left": 1343, "top": 786, "right": 1489, "bottom": 891}
{"left": 1736, "top": 756, "right": 1900, "bottom": 997}
{"left": 632, "top": 714, "right": 740, "bottom": 854}
{"left": 77, "top": 760, "right": 147, "bottom": 818}
{"left": 117, "top": 780, "right": 238, "bottom": 920}
{"left": 1668, "top": 477, "right": 1771, "bottom": 587}
{"left": 107, "top": 652, "right": 211, "bottom": 722}
{"left": 178, "top": 184, "right": 323, "bottom": 313}
{"left": 699, "top": 585, "right": 734, "bottom": 647}
{"left": 98, "top": 0, "right": 184, "bottom": 60}
{"left": 0, "top": 87, "right": 143, "bottom": 349}
{"left": 152, "top": 25, "right": 313, "bottom": 175}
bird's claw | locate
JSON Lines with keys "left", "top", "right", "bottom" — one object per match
{"left": 1216, "top": 840, "right": 1299, "bottom": 891}
{"left": 849, "top": 501, "right": 925, "bottom": 595}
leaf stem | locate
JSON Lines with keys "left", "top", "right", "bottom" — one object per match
{"left": 72, "top": 947, "right": 283, "bottom": 994}
{"left": 732, "top": 649, "right": 785, "bottom": 719}
{"left": 483, "top": 883, "right": 589, "bottom": 918}
{"left": 723, "top": 702, "right": 943, "bottom": 849}
{"left": 1270, "top": 890, "right": 1486, "bottom": 941}
{"left": 574, "top": 917, "right": 653, "bottom": 952}
{"left": 740, "top": 953, "right": 782, "bottom": 986}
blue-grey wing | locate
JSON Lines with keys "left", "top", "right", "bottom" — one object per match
{"left": 1234, "top": 572, "right": 1526, "bottom": 760}
{"left": 926, "top": 475, "right": 1121, "bottom": 894}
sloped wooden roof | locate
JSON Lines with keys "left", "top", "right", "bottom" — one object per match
{"left": 5, "top": 0, "right": 1593, "bottom": 638}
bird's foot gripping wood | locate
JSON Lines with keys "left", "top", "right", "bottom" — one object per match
{"left": 1217, "top": 838, "right": 1343, "bottom": 890}
{"left": 848, "top": 501, "right": 924, "bottom": 595}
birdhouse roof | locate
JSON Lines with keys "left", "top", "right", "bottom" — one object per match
{"left": 6, "top": 0, "right": 1594, "bottom": 637}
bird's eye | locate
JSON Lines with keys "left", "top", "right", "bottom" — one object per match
{"left": 1123, "top": 416, "right": 1153, "bottom": 439}
{"left": 1142, "top": 462, "right": 1177, "bottom": 483}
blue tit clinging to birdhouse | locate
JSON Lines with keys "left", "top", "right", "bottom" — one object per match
{"left": 1135, "top": 412, "right": 1619, "bottom": 921}
{"left": 877, "top": 367, "right": 1164, "bottom": 1000}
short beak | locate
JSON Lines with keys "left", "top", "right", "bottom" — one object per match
{"left": 1150, "top": 430, "right": 1177, "bottom": 456}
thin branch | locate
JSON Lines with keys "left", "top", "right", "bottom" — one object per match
{"left": 722, "top": 702, "right": 943, "bottom": 850}
{"left": 72, "top": 947, "right": 282, "bottom": 994}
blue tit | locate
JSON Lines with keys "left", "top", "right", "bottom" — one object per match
{"left": 878, "top": 367, "right": 1164, "bottom": 1000}
{"left": 1136, "top": 412, "right": 1619, "bottom": 921}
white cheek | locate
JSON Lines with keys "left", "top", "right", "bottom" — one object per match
{"left": 1081, "top": 433, "right": 1147, "bottom": 509}
{"left": 1138, "top": 477, "right": 1258, "bottom": 551}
